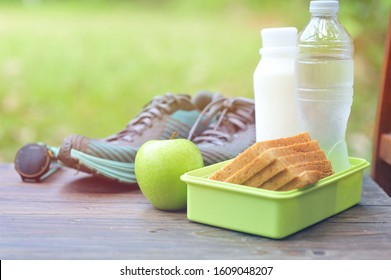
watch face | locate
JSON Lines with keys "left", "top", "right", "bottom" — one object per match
{"left": 14, "top": 144, "right": 51, "bottom": 180}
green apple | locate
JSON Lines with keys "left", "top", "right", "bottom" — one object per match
{"left": 135, "top": 137, "right": 204, "bottom": 211}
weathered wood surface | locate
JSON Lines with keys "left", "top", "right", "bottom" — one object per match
{"left": 1, "top": 163, "right": 390, "bottom": 260}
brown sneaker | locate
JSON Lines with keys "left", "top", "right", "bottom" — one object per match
{"left": 57, "top": 92, "right": 223, "bottom": 183}
{"left": 189, "top": 97, "right": 256, "bottom": 166}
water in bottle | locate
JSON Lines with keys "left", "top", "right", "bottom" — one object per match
{"left": 296, "top": 0, "right": 354, "bottom": 173}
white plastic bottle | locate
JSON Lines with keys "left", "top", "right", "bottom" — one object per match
{"left": 253, "top": 27, "right": 302, "bottom": 142}
{"left": 296, "top": 1, "right": 354, "bottom": 173}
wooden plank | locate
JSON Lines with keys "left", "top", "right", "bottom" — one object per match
{"left": 1, "top": 213, "right": 390, "bottom": 260}
{"left": 1, "top": 163, "right": 391, "bottom": 260}
{"left": 372, "top": 13, "right": 391, "bottom": 196}
{"left": 380, "top": 133, "right": 391, "bottom": 165}
{"left": 2, "top": 164, "right": 390, "bottom": 204}
{"left": 361, "top": 175, "right": 391, "bottom": 206}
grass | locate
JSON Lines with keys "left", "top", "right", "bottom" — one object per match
{"left": 0, "top": 0, "right": 390, "bottom": 164}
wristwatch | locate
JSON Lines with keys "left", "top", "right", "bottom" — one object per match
{"left": 14, "top": 143, "right": 60, "bottom": 182}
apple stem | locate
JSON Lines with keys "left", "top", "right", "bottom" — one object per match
{"left": 170, "top": 131, "right": 178, "bottom": 140}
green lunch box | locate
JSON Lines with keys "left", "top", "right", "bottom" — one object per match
{"left": 181, "top": 157, "right": 370, "bottom": 239}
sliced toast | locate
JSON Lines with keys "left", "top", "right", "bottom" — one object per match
{"left": 209, "top": 132, "right": 312, "bottom": 181}
{"left": 224, "top": 141, "right": 326, "bottom": 187}
{"left": 241, "top": 150, "right": 328, "bottom": 188}
{"left": 259, "top": 161, "right": 333, "bottom": 190}
{"left": 277, "top": 170, "right": 332, "bottom": 191}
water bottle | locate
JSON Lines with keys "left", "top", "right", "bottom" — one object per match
{"left": 296, "top": 0, "right": 354, "bottom": 173}
{"left": 254, "top": 27, "right": 302, "bottom": 141}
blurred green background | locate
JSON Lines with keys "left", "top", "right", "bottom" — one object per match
{"left": 0, "top": 0, "right": 390, "bottom": 163}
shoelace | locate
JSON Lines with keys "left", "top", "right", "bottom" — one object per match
{"left": 188, "top": 97, "right": 255, "bottom": 146}
{"left": 106, "top": 93, "right": 192, "bottom": 142}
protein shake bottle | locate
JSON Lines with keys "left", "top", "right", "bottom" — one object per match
{"left": 254, "top": 27, "right": 302, "bottom": 141}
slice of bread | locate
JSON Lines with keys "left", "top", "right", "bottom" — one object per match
{"left": 224, "top": 141, "right": 322, "bottom": 185}
{"left": 209, "top": 132, "right": 312, "bottom": 181}
{"left": 208, "top": 132, "right": 333, "bottom": 191}
{"left": 242, "top": 150, "right": 328, "bottom": 188}
{"left": 277, "top": 170, "right": 332, "bottom": 191}
{"left": 259, "top": 161, "right": 333, "bottom": 190}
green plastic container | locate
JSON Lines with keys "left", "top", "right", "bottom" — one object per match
{"left": 181, "top": 157, "right": 369, "bottom": 239}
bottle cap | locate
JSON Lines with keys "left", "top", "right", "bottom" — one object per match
{"left": 310, "top": 1, "right": 339, "bottom": 14}
{"left": 261, "top": 27, "right": 297, "bottom": 49}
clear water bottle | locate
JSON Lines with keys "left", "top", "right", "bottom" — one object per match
{"left": 296, "top": 0, "right": 354, "bottom": 173}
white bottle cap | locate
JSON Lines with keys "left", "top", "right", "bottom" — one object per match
{"left": 261, "top": 27, "right": 297, "bottom": 49}
{"left": 310, "top": 1, "right": 339, "bottom": 14}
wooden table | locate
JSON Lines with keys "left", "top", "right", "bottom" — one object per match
{"left": 1, "top": 163, "right": 390, "bottom": 260}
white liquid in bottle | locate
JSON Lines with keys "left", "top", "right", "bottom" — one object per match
{"left": 254, "top": 27, "right": 302, "bottom": 141}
